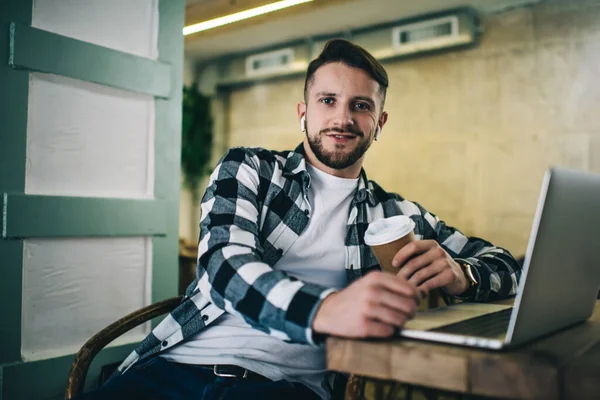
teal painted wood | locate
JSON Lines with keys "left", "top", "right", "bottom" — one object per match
{"left": 0, "top": 0, "right": 32, "bottom": 365}
{"left": 2, "top": 194, "right": 168, "bottom": 239}
{"left": 151, "top": 0, "right": 185, "bottom": 305}
{"left": 2, "top": 343, "right": 136, "bottom": 400}
{"left": 9, "top": 22, "right": 173, "bottom": 99}
{"left": 0, "top": 1, "right": 184, "bottom": 397}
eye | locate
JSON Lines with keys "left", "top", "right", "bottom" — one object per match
{"left": 320, "top": 97, "right": 334, "bottom": 105}
{"left": 354, "top": 102, "right": 370, "bottom": 111}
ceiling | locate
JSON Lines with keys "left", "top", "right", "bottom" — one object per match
{"left": 184, "top": 0, "right": 540, "bottom": 63}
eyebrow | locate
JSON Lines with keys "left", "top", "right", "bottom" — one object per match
{"left": 315, "top": 91, "right": 337, "bottom": 98}
{"left": 314, "top": 92, "right": 376, "bottom": 107}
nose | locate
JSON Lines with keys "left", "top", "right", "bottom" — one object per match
{"left": 332, "top": 106, "right": 354, "bottom": 129}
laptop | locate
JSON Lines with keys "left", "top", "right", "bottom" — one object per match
{"left": 398, "top": 166, "right": 600, "bottom": 350}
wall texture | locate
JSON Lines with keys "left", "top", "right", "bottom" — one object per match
{"left": 20, "top": 0, "right": 159, "bottom": 362}
{"left": 207, "top": 0, "right": 600, "bottom": 258}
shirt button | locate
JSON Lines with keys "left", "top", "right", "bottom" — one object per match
{"left": 161, "top": 340, "right": 168, "bottom": 347}
{"left": 276, "top": 249, "right": 284, "bottom": 256}
{"left": 304, "top": 209, "right": 309, "bottom": 215}
{"left": 201, "top": 314, "right": 209, "bottom": 322}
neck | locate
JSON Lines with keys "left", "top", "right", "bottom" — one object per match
{"left": 302, "top": 139, "right": 363, "bottom": 179}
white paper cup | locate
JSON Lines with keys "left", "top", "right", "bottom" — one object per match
{"left": 365, "top": 216, "right": 416, "bottom": 273}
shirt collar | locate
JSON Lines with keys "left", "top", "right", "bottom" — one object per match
{"left": 284, "top": 143, "right": 376, "bottom": 206}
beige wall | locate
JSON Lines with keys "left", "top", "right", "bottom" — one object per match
{"left": 215, "top": 0, "right": 600, "bottom": 258}
{"left": 179, "top": 57, "right": 195, "bottom": 243}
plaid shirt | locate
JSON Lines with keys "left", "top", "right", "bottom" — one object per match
{"left": 116, "top": 143, "right": 521, "bottom": 375}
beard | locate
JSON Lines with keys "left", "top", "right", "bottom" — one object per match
{"left": 305, "top": 118, "right": 372, "bottom": 170}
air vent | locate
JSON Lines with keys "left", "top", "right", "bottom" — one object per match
{"left": 212, "top": 9, "right": 480, "bottom": 88}
{"left": 392, "top": 15, "right": 459, "bottom": 50}
{"left": 245, "top": 48, "right": 295, "bottom": 77}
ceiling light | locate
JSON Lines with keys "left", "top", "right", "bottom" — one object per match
{"left": 183, "top": 0, "right": 314, "bottom": 36}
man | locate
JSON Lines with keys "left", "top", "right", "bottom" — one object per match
{"left": 80, "top": 39, "right": 520, "bottom": 399}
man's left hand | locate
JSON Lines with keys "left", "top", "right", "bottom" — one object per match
{"left": 392, "top": 240, "right": 469, "bottom": 296}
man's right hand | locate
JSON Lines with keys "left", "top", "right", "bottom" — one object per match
{"left": 311, "top": 271, "right": 423, "bottom": 339}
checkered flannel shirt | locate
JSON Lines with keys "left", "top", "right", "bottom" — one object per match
{"left": 116, "top": 143, "right": 521, "bottom": 375}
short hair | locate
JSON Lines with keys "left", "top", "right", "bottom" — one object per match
{"left": 303, "top": 39, "right": 388, "bottom": 108}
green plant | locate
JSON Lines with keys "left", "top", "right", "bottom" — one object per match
{"left": 181, "top": 83, "right": 213, "bottom": 202}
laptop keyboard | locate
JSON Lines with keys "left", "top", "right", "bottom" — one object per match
{"left": 430, "top": 308, "right": 513, "bottom": 338}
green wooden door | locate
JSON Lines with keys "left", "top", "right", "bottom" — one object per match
{"left": 0, "top": 1, "right": 184, "bottom": 398}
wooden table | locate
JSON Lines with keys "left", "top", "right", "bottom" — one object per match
{"left": 327, "top": 300, "right": 600, "bottom": 400}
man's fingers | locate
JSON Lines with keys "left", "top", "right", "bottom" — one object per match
{"left": 408, "top": 260, "right": 445, "bottom": 287}
{"left": 374, "top": 291, "right": 419, "bottom": 318}
{"left": 367, "top": 272, "right": 420, "bottom": 299}
{"left": 365, "top": 304, "right": 411, "bottom": 327}
{"left": 392, "top": 240, "right": 436, "bottom": 269}
{"left": 396, "top": 248, "right": 441, "bottom": 279}
{"left": 419, "top": 268, "right": 454, "bottom": 292}
{"left": 363, "top": 320, "right": 396, "bottom": 338}
{"left": 397, "top": 249, "right": 437, "bottom": 281}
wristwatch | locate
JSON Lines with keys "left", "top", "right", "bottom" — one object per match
{"left": 458, "top": 260, "right": 478, "bottom": 288}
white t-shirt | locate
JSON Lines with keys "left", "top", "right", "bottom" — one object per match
{"left": 162, "top": 162, "right": 358, "bottom": 399}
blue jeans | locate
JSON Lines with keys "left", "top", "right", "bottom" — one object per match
{"left": 76, "top": 356, "right": 321, "bottom": 399}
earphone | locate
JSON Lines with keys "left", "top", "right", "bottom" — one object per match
{"left": 374, "top": 126, "right": 381, "bottom": 141}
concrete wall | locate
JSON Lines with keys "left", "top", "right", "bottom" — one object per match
{"left": 213, "top": 0, "right": 600, "bottom": 257}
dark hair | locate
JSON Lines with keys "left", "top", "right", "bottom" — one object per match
{"left": 303, "top": 39, "right": 388, "bottom": 108}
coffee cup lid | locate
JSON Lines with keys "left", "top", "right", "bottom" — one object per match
{"left": 364, "top": 215, "right": 415, "bottom": 246}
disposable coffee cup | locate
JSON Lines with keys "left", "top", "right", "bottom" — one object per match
{"left": 364, "top": 216, "right": 416, "bottom": 274}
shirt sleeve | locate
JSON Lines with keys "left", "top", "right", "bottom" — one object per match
{"left": 409, "top": 201, "right": 521, "bottom": 302}
{"left": 195, "top": 148, "right": 336, "bottom": 345}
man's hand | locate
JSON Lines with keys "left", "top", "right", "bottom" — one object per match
{"left": 392, "top": 240, "right": 469, "bottom": 296}
{"left": 312, "top": 272, "right": 422, "bottom": 338}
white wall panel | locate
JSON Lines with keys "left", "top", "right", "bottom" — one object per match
{"left": 25, "top": 73, "right": 155, "bottom": 199}
{"left": 32, "top": 0, "right": 159, "bottom": 59}
{"left": 21, "top": 0, "right": 160, "bottom": 361}
{"left": 21, "top": 237, "right": 151, "bottom": 361}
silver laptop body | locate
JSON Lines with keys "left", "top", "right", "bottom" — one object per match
{"left": 399, "top": 166, "right": 600, "bottom": 349}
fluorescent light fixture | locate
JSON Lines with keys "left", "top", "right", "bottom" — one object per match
{"left": 183, "top": 0, "right": 313, "bottom": 35}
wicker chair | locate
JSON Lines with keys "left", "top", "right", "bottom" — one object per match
{"left": 64, "top": 294, "right": 362, "bottom": 399}
{"left": 64, "top": 296, "right": 183, "bottom": 399}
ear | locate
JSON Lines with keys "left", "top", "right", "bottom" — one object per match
{"left": 297, "top": 101, "right": 307, "bottom": 132}
{"left": 297, "top": 102, "right": 306, "bottom": 121}
{"left": 375, "top": 111, "right": 388, "bottom": 140}
{"left": 379, "top": 111, "right": 388, "bottom": 129}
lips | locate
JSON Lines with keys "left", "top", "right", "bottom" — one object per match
{"left": 326, "top": 133, "right": 357, "bottom": 139}
{"left": 327, "top": 134, "right": 357, "bottom": 144}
